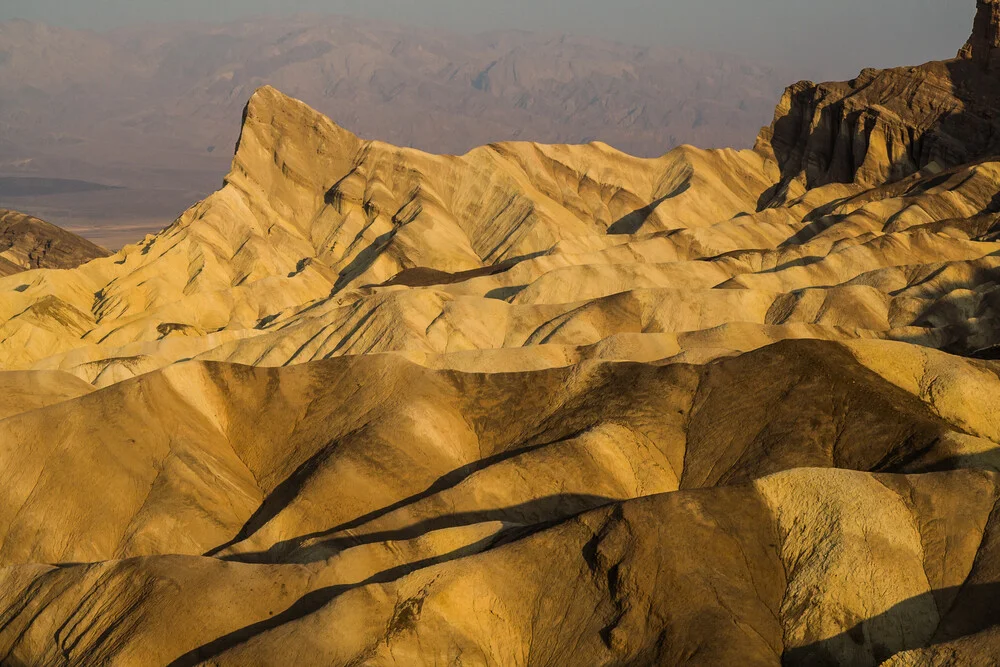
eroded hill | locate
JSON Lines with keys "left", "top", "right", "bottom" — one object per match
{"left": 1, "top": 3, "right": 1000, "bottom": 666}
{"left": 0, "top": 17, "right": 793, "bottom": 247}
{"left": 0, "top": 208, "right": 109, "bottom": 276}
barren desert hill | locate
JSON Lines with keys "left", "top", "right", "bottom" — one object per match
{"left": 3, "top": 3, "right": 1000, "bottom": 666}
{"left": 0, "top": 16, "right": 795, "bottom": 247}
{"left": 4, "top": 72, "right": 1000, "bottom": 384}
{"left": 0, "top": 208, "right": 109, "bottom": 276}
{"left": 1, "top": 340, "right": 1000, "bottom": 665}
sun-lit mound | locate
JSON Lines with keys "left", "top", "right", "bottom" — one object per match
{"left": 3, "top": 80, "right": 1000, "bottom": 385}
{"left": 1, "top": 339, "right": 1000, "bottom": 664}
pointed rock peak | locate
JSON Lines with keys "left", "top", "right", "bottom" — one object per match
{"left": 239, "top": 85, "right": 313, "bottom": 137}
{"left": 244, "top": 85, "right": 297, "bottom": 116}
{"left": 235, "top": 85, "right": 359, "bottom": 155}
{"left": 960, "top": 0, "right": 1000, "bottom": 69}
{"left": 227, "top": 85, "right": 362, "bottom": 201}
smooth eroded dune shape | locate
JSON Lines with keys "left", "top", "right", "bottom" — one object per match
{"left": 4, "top": 3, "right": 1000, "bottom": 666}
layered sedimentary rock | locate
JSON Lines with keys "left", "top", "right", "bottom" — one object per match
{"left": 3, "top": 3, "right": 1000, "bottom": 666}
{"left": 960, "top": 0, "right": 1000, "bottom": 68}
{"left": 4, "top": 83, "right": 1000, "bottom": 383}
{"left": 0, "top": 16, "right": 792, "bottom": 246}
{"left": 0, "top": 209, "right": 108, "bottom": 276}
{"left": 755, "top": 58, "right": 1000, "bottom": 197}
{"left": 757, "top": 0, "right": 1000, "bottom": 196}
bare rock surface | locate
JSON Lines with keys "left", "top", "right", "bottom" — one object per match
{"left": 960, "top": 0, "right": 1000, "bottom": 67}
{"left": 0, "top": 208, "right": 109, "bottom": 276}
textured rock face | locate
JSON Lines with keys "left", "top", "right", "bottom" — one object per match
{"left": 960, "top": 0, "right": 1000, "bottom": 68}
{"left": 0, "top": 16, "right": 793, "bottom": 247}
{"left": 755, "top": 58, "right": 1000, "bottom": 198}
{"left": 0, "top": 209, "right": 109, "bottom": 276}
{"left": 756, "top": 0, "right": 1000, "bottom": 199}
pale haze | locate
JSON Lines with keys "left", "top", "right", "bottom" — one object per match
{"left": 0, "top": 0, "right": 973, "bottom": 77}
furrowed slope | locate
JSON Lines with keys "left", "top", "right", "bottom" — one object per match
{"left": 4, "top": 82, "right": 1000, "bottom": 385}
{"left": 0, "top": 340, "right": 999, "bottom": 664}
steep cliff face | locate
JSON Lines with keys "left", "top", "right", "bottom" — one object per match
{"left": 960, "top": 0, "right": 1000, "bottom": 68}
{"left": 755, "top": 60, "right": 1000, "bottom": 200}
{"left": 755, "top": 1, "right": 1000, "bottom": 201}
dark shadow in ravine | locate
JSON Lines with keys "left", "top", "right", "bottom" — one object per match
{"left": 607, "top": 188, "right": 685, "bottom": 235}
{"left": 205, "top": 428, "right": 599, "bottom": 560}
{"left": 204, "top": 437, "right": 344, "bottom": 558}
{"left": 783, "top": 582, "right": 1000, "bottom": 666}
{"left": 170, "top": 501, "right": 598, "bottom": 667}
{"left": 224, "top": 494, "right": 615, "bottom": 564}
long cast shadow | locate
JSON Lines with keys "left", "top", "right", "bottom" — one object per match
{"left": 207, "top": 428, "right": 593, "bottom": 561}
{"left": 170, "top": 504, "right": 593, "bottom": 667}
{"left": 607, "top": 188, "right": 685, "bottom": 235}
{"left": 205, "top": 437, "right": 344, "bottom": 558}
{"left": 224, "top": 494, "right": 614, "bottom": 564}
{"left": 783, "top": 582, "right": 1000, "bottom": 666}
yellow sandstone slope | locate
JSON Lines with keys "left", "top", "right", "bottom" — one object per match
{"left": 4, "top": 82, "right": 1000, "bottom": 385}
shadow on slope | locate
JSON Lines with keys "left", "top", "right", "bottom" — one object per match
{"left": 784, "top": 582, "right": 1000, "bottom": 666}
{"left": 172, "top": 494, "right": 603, "bottom": 667}
{"left": 759, "top": 58, "right": 1000, "bottom": 210}
{"left": 207, "top": 427, "right": 605, "bottom": 562}
{"left": 607, "top": 188, "right": 684, "bottom": 235}
{"left": 224, "top": 494, "right": 614, "bottom": 565}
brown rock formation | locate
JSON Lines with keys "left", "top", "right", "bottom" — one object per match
{"left": 960, "top": 0, "right": 1000, "bottom": 68}
{"left": 756, "top": 1, "right": 1000, "bottom": 203}
{"left": 4, "top": 2, "right": 1000, "bottom": 665}
{"left": 0, "top": 209, "right": 109, "bottom": 276}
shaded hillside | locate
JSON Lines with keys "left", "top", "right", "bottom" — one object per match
{"left": 0, "top": 209, "right": 109, "bottom": 276}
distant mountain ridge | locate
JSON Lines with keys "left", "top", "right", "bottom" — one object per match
{"left": 0, "top": 16, "right": 794, "bottom": 247}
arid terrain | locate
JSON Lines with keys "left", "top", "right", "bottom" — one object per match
{"left": 0, "top": 16, "right": 794, "bottom": 249}
{"left": 2, "top": 2, "right": 1000, "bottom": 666}
{"left": 0, "top": 208, "right": 108, "bottom": 276}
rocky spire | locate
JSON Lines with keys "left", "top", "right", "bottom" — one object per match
{"left": 959, "top": 0, "right": 1000, "bottom": 69}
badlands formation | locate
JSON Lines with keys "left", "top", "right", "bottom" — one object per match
{"left": 0, "top": 17, "right": 790, "bottom": 247}
{"left": 4, "top": 4, "right": 1000, "bottom": 666}
{"left": 0, "top": 209, "right": 108, "bottom": 277}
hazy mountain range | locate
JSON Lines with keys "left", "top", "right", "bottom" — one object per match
{"left": 0, "top": 16, "right": 797, "bottom": 248}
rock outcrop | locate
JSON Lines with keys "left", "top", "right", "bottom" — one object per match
{"left": 756, "top": 1, "right": 1000, "bottom": 199}
{"left": 0, "top": 208, "right": 109, "bottom": 276}
{"left": 960, "top": 0, "right": 1000, "bottom": 68}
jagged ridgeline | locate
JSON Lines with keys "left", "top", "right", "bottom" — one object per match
{"left": 1, "top": 3, "right": 1000, "bottom": 666}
